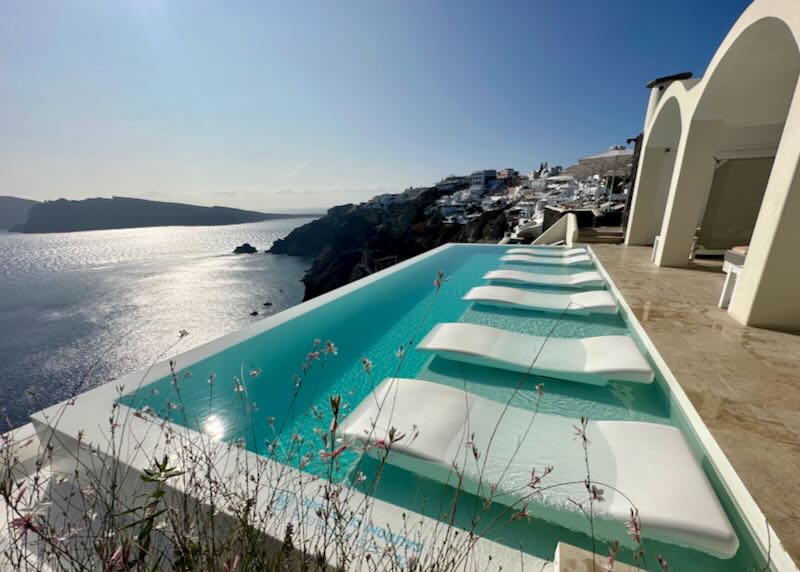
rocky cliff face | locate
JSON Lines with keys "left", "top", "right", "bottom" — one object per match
{"left": 270, "top": 188, "right": 509, "bottom": 300}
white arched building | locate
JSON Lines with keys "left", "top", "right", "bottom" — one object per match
{"left": 625, "top": 0, "right": 800, "bottom": 331}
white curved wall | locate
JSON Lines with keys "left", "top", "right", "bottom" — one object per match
{"left": 628, "top": 0, "right": 800, "bottom": 330}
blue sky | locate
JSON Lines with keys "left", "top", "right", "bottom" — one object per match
{"left": 0, "top": 0, "right": 750, "bottom": 211}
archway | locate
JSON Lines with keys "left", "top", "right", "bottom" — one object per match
{"left": 625, "top": 97, "right": 682, "bottom": 246}
{"left": 654, "top": 11, "right": 800, "bottom": 330}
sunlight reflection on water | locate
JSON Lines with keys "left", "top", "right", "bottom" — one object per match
{"left": 0, "top": 219, "right": 315, "bottom": 428}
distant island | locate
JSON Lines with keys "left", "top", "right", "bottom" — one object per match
{"left": 0, "top": 196, "right": 39, "bottom": 230}
{"left": 9, "top": 196, "right": 318, "bottom": 233}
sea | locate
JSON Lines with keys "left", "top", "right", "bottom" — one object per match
{"left": 0, "top": 218, "right": 316, "bottom": 430}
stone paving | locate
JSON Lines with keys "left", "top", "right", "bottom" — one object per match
{"left": 592, "top": 243, "right": 800, "bottom": 564}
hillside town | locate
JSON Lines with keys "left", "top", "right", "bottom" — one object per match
{"left": 362, "top": 144, "right": 635, "bottom": 242}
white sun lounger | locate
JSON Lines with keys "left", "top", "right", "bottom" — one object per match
{"left": 506, "top": 247, "right": 587, "bottom": 257}
{"left": 484, "top": 269, "right": 605, "bottom": 289}
{"left": 341, "top": 378, "right": 738, "bottom": 559}
{"left": 417, "top": 323, "right": 653, "bottom": 384}
{"left": 501, "top": 254, "right": 593, "bottom": 267}
{"left": 464, "top": 285, "right": 618, "bottom": 315}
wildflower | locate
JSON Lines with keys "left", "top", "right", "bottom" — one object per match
{"left": 299, "top": 452, "right": 313, "bottom": 469}
{"left": 179, "top": 329, "right": 189, "bottom": 338}
{"left": 141, "top": 405, "right": 154, "bottom": 416}
{"left": 433, "top": 270, "right": 449, "bottom": 290}
{"left": 149, "top": 387, "right": 159, "bottom": 396}
{"left": 465, "top": 433, "right": 480, "bottom": 461}
{"left": 249, "top": 368, "right": 261, "bottom": 378}
{"left": 603, "top": 540, "right": 620, "bottom": 571}
{"left": 590, "top": 484, "right": 605, "bottom": 502}
{"left": 183, "top": 371, "right": 192, "bottom": 379}
{"left": 313, "top": 338, "right": 321, "bottom": 349}
{"left": 573, "top": 416, "right": 590, "bottom": 447}
{"left": 109, "top": 542, "right": 132, "bottom": 569}
{"left": 509, "top": 503, "right": 530, "bottom": 523}
{"left": 626, "top": 508, "right": 642, "bottom": 544}
{"left": 9, "top": 510, "right": 45, "bottom": 537}
{"left": 223, "top": 554, "right": 240, "bottom": 572}
{"left": 529, "top": 465, "right": 553, "bottom": 491}
{"left": 207, "top": 373, "right": 216, "bottom": 384}
{"left": 50, "top": 526, "right": 79, "bottom": 544}
{"left": 267, "top": 416, "right": 275, "bottom": 428}
{"left": 361, "top": 356, "right": 373, "bottom": 374}
{"left": 324, "top": 340, "right": 338, "bottom": 355}
{"left": 374, "top": 431, "right": 404, "bottom": 451}
{"left": 355, "top": 471, "right": 366, "bottom": 483}
{"left": 307, "top": 351, "right": 320, "bottom": 362}
{"left": 319, "top": 445, "right": 347, "bottom": 459}
{"left": 233, "top": 379, "right": 245, "bottom": 393}
{"left": 656, "top": 554, "right": 669, "bottom": 571}
{"left": 395, "top": 345, "right": 405, "bottom": 359}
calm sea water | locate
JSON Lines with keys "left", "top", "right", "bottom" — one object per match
{"left": 0, "top": 218, "right": 315, "bottom": 429}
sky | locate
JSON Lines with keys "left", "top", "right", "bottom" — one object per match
{"left": 0, "top": 0, "right": 750, "bottom": 212}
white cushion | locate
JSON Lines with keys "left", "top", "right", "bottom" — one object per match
{"left": 501, "top": 254, "right": 593, "bottom": 266}
{"left": 464, "top": 285, "right": 618, "bottom": 315}
{"left": 506, "top": 247, "right": 587, "bottom": 257}
{"left": 341, "top": 378, "right": 739, "bottom": 559}
{"left": 417, "top": 323, "right": 653, "bottom": 384}
{"left": 484, "top": 269, "right": 605, "bottom": 289}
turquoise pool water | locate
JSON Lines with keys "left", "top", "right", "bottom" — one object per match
{"left": 120, "top": 245, "right": 765, "bottom": 571}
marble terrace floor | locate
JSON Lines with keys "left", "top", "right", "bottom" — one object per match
{"left": 592, "top": 244, "right": 800, "bottom": 565}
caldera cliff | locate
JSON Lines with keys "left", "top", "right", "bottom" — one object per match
{"left": 270, "top": 187, "right": 508, "bottom": 300}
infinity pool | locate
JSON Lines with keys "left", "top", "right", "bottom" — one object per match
{"left": 119, "top": 244, "right": 767, "bottom": 571}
